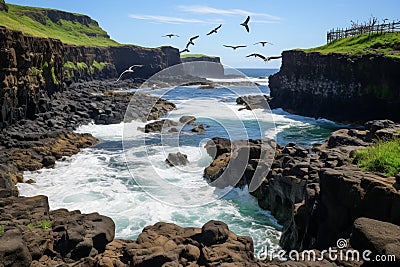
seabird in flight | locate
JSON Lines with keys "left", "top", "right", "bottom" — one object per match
{"left": 254, "top": 41, "right": 274, "bottom": 47}
{"left": 223, "top": 45, "right": 247, "bottom": 50}
{"left": 246, "top": 53, "right": 282, "bottom": 62}
{"left": 186, "top": 35, "right": 200, "bottom": 47}
{"left": 116, "top": 65, "right": 143, "bottom": 82}
{"left": 240, "top": 16, "right": 250, "bottom": 32}
{"left": 207, "top": 24, "right": 222, "bottom": 35}
{"left": 162, "top": 34, "right": 179, "bottom": 38}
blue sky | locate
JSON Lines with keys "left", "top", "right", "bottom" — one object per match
{"left": 6, "top": 0, "right": 400, "bottom": 68}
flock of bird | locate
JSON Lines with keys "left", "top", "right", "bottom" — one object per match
{"left": 164, "top": 16, "right": 282, "bottom": 62}
{"left": 116, "top": 16, "right": 281, "bottom": 81}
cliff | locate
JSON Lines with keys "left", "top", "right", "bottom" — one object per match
{"left": 0, "top": 26, "right": 180, "bottom": 127}
{"left": 269, "top": 50, "right": 400, "bottom": 123}
{"left": 0, "top": 3, "right": 118, "bottom": 46}
{"left": 181, "top": 55, "right": 224, "bottom": 77}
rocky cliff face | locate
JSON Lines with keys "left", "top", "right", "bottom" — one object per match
{"left": 181, "top": 56, "right": 224, "bottom": 77}
{"left": 0, "top": 26, "right": 64, "bottom": 127}
{"left": 269, "top": 50, "right": 400, "bottom": 123}
{"left": 0, "top": 26, "right": 181, "bottom": 127}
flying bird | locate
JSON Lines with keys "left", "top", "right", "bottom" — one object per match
{"left": 246, "top": 53, "right": 282, "bottom": 62}
{"left": 223, "top": 45, "right": 247, "bottom": 50}
{"left": 186, "top": 35, "right": 200, "bottom": 48}
{"left": 240, "top": 16, "right": 250, "bottom": 32}
{"left": 116, "top": 65, "right": 143, "bottom": 82}
{"left": 162, "top": 34, "right": 179, "bottom": 38}
{"left": 254, "top": 41, "right": 274, "bottom": 47}
{"left": 207, "top": 24, "right": 222, "bottom": 35}
{"left": 180, "top": 48, "right": 190, "bottom": 54}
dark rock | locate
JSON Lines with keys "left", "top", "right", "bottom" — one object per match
{"left": 204, "top": 137, "right": 232, "bottom": 159}
{"left": 365, "top": 120, "right": 395, "bottom": 134}
{"left": 145, "top": 119, "right": 179, "bottom": 133}
{"left": 0, "top": 229, "right": 32, "bottom": 267}
{"left": 51, "top": 209, "right": 115, "bottom": 260}
{"left": 236, "top": 95, "right": 270, "bottom": 110}
{"left": 165, "top": 152, "right": 189, "bottom": 167}
{"left": 179, "top": 115, "right": 196, "bottom": 125}
{"left": 269, "top": 50, "right": 400, "bottom": 123}
{"left": 200, "top": 220, "right": 229, "bottom": 246}
{"left": 25, "top": 179, "right": 36, "bottom": 184}
{"left": 41, "top": 156, "right": 56, "bottom": 168}
{"left": 351, "top": 217, "right": 400, "bottom": 266}
{"left": 126, "top": 220, "right": 261, "bottom": 266}
{"left": 198, "top": 84, "right": 216, "bottom": 89}
{"left": 327, "top": 129, "right": 369, "bottom": 148}
{"left": 191, "top": 124, "right": 205, "bottom": 133}
{"left": 181, "top": 56, "right": 224, "bottom": 77}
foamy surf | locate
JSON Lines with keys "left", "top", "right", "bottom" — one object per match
{"left": 17, "top": 140, "right": 282, "bottom": 255}
{"left": 17, "top": 78, "right": 346, "bottom": 258}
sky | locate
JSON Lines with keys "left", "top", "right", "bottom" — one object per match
{"left": 5, "top": 0, "right": 400, "bottom": 68}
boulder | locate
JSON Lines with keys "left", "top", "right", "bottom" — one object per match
{"left": 350, "top": 217, "right": 400, "bottom": 265}
{"left": 126, "top": 221, "right": 261, "bottom": 266}
{"left": 200, "top": 220, "right": 229, "bottom": 246}
{"left": 191, "top": 124, "right": 205, "bottom": 133}
{"left": 0, "top": 229, "right": 32, "bottom": 267}
{"left": 364, "top": 120, "right": 396, "bottom": 134}
{"left": 179, "top": 116, "right": 196, "bottom": 125}
{"left": 51, "top": 209, "right": 115, "bottom": 260}
{"left": 145, "top": 119, "right": 179, "bottom": 133}
{"left": 236, "top": 95, "right": 269, "bottom": 110}
{"left": 165, "top": 152, "right": 189, "bottom": 167}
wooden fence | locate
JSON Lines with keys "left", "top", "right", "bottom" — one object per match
{"left": 327, "top": 21, "right": 400, "bottom": 43}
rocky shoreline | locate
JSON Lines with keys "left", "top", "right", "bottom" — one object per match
{"left": 203, "top": 117, "right": 400, "bottom": 266}
{"left": 0, "top": 73, "right": 399, "bottom": 266}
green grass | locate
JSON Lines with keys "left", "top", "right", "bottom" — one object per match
{"left": 181, "top": 54, "right": 216, "bottom": 58}
{"left": 92, "top": 60, "right": 107, "bottom": 71}
{"left": 0, "top": 4, "right": 120, "bottom": 46}
{"left": 305, "top": 32, "right": 400, "bottom": 59}
{"left": 76, "top": 62, "right": 88, "bottom": 70}
{"left": 353, "top": 138, "right": 400, "bottom": 176}
{"left": 28, "top": 220, "right": 52, "bottom": 231}
{"left": 64, "top": 61, "right": 76, "bottom": 69}
{"left": 0, "top": 225, "right": 4, "bottom": 236}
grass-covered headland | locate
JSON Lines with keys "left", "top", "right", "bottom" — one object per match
{"left": 306, "top": 32, "right": 400, "bottom": 59}
{"left": 0, "top": 3, "right": 120, "bottom": 46}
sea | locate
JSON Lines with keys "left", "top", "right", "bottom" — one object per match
{"left": 17, "top": 68, "right": 348, "bottom": 256}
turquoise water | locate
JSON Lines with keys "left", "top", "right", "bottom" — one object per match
{"left": 18, "top": 69, "right": 348, "bottom": 256}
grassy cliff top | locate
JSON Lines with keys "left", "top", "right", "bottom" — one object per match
{"left": 181, "top": 54, "right": 217, "bottom": 58}
{"left": 305, "top": 32, "right": 400, "bottom": 59}
{"left": 0, "top": 3, "right": 120, "bottom": 46}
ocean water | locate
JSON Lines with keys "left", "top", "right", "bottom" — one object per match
{"left": 17, "top": 69, "right": 348, "bottom": 256}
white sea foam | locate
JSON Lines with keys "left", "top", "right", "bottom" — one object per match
{"left": 17, "top": 87, "right": 344, "bottom": 258}
{"left": 208, "top": 77, "right": 269, "bottom": 86}
{"left": 18, "top": 97, "right": 283, "bottom": 253}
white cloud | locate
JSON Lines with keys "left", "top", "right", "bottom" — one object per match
{"left": 177, "top": 5, "right": 281, "bottom": 21}
{"left": 252, "top": 19, "right": 281, "bottom": 24}
{"left": 129, "top": 14, "right": 205, "bottom": 24}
